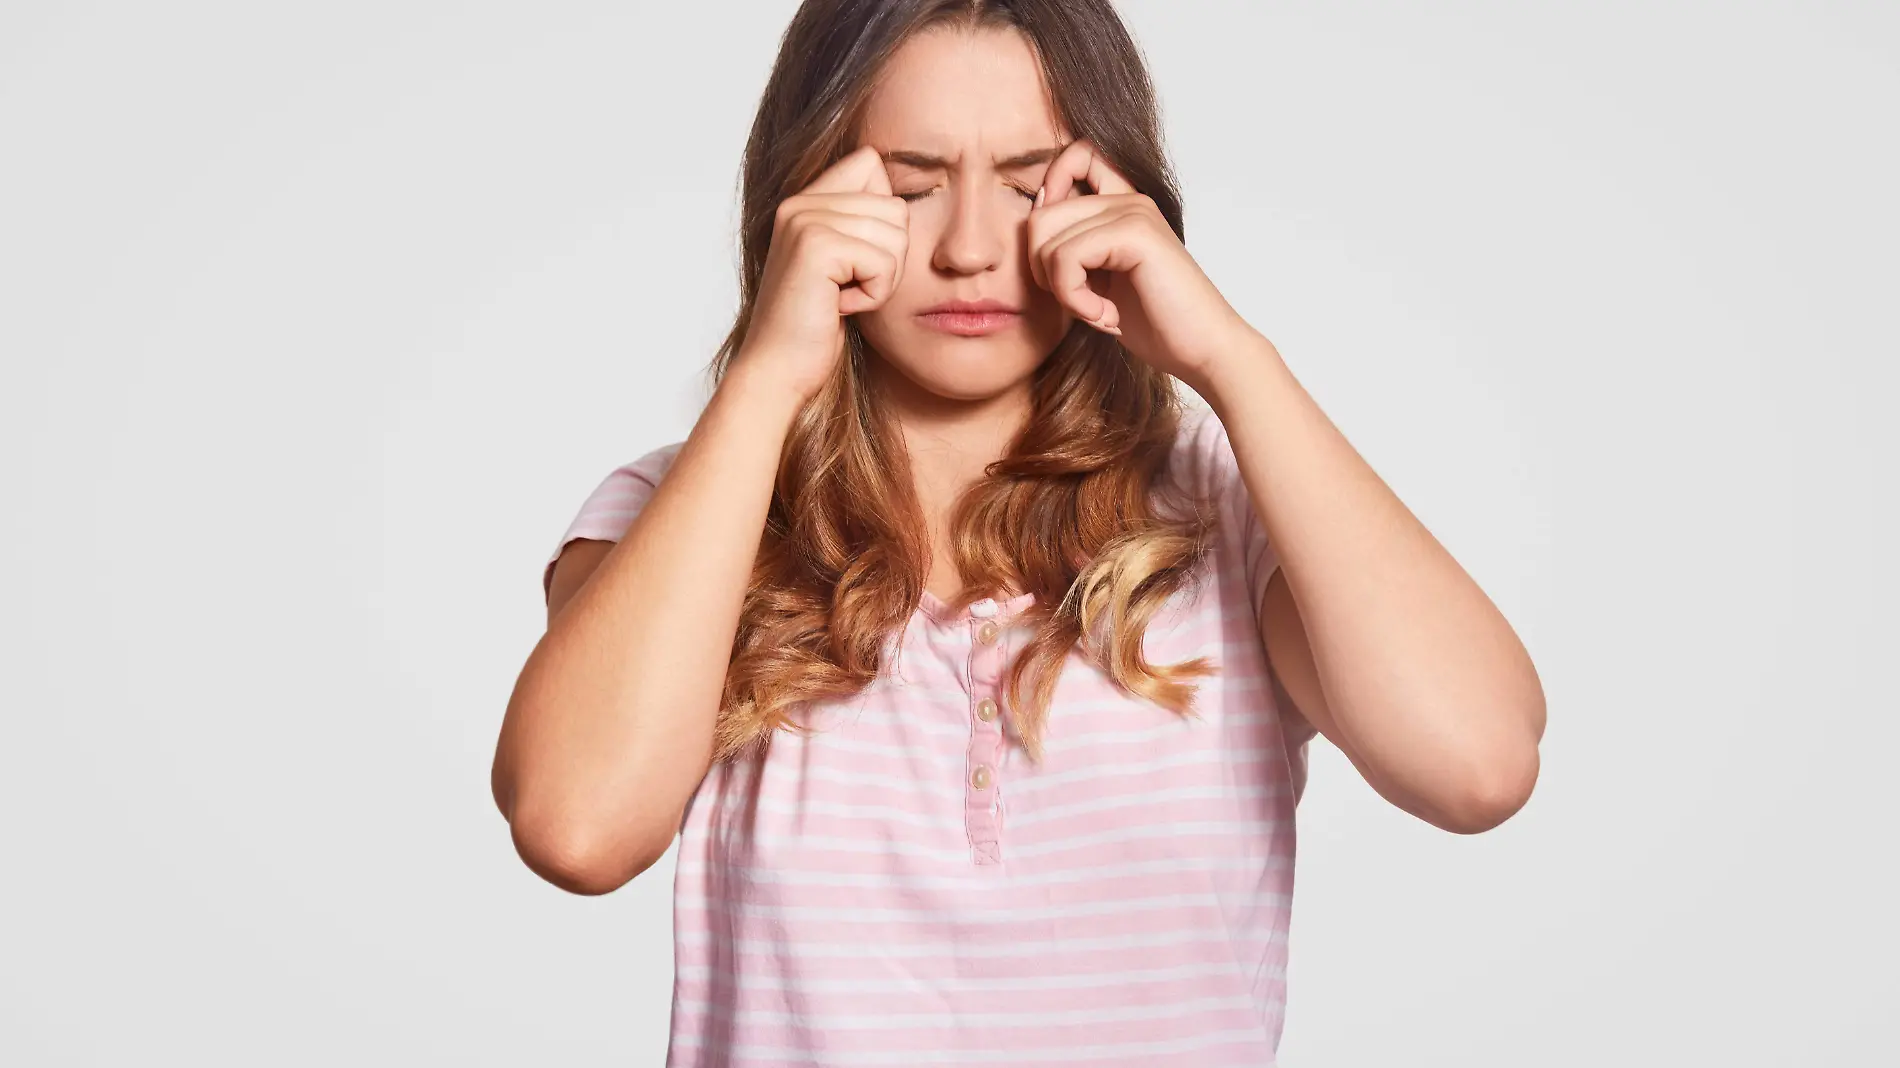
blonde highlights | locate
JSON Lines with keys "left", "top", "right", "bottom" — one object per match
{"left": 703, "top": 0, "right": 1224, "bottom": 762}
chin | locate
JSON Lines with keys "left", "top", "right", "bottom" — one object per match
{"left": 860, "top": 316, "right": 1068, "bottom": 403}
{"left": 877, "top": 336, "right": 1045, "bottom": 400}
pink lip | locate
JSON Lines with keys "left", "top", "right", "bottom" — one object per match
{"left": 917, "top": 300, "right": 1021, "bottom": 337}
{"left": 918, "top": 310, "right": 1020, "bottom": 336}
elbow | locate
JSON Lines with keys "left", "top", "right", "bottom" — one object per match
{"left": 1436, "top": 741, "right": 1540, "bottom": 835}
{"left": 508, "top": 808, "right": 673, "bottom": 896}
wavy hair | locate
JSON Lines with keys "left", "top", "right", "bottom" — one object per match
{"left": 703, "top": 0, "right": 1223, "bottom": 763}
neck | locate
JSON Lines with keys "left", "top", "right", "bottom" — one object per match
{"left": 864, "top": 355, "right": 1036, "bottom": 603}
{"left": 864, "top": 356, "right": 1035, "bottom": 483}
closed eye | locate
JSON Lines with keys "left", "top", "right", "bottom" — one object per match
{"left": 896, "top": 182, "right": 1039, "bottom": 203}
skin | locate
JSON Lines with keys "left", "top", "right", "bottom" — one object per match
{"left": 849, "top": 27, "right": 1077, "bottom": 601}
{"left": 496, "top": 23, "right": 1545, "bottom": 897}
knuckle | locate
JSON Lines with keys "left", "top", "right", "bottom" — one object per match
{"left": 790, "top": 221, "right": 831, "bottom": 256}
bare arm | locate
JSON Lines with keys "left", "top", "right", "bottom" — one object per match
{"left": 1205, "top": 333, "right": 1546, "bottom": 835}
{"left": 492, "top": 368, "right": 802, "bottom": 894}
{"left": 493, "top": 145, "right": 908, "bottom": 894}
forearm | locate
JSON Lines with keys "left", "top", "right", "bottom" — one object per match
{"left": 499, "top": 366, "right": 804, "bottom": 887}
{"left": 1199, "top": 333, "right": 1545, "bottom": 819}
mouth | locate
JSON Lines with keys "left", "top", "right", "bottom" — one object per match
{"left": 917, "top": 301, "right": 1021, "bottom": 337}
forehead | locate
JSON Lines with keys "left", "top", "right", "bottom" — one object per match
{"left": 857, "top": 25, "right": 1064, "bottom": 158}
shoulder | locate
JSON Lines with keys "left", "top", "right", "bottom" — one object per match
{"left": 541, "top": 440, "right": 686, "bottom": 597}
{"left": 1160, "top": 403, "right": 1280, "bottom": 614}
{"left": 565, "top": 439, "right": 688, "bottom": 518}
{"left": 596, "top": 439, "right": 687, "bottom": 493}
{"left": 1164, "top": 403, "right": 1245, "bottom": 503}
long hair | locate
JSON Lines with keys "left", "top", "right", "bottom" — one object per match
{"left": 704, "top": 0, "right": 1220, "bottom": 763}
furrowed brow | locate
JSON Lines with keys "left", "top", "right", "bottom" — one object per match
{"left": 881, "top": 145, "right": 1064, "bottom": 170}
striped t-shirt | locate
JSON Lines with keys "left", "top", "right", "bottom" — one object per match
{"left": 542, "top": 404, "right": 1315, "bottom": 1066}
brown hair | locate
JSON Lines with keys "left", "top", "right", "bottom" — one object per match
{"left": 704, "top": 0, "right": 1219, "bottom": 763}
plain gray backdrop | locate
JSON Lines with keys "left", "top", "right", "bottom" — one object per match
{"left": 4, "top": 1, "right": 1894, "bottom": 1064}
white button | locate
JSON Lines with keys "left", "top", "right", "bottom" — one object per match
{"left": 976, "top": 621, "right": 999, "bottom": 645}
{"left": 975, "top": 698, "right": 998, "bottom": 722}
{"left": 970, "top": 764, "right": 993, "bottom": 790}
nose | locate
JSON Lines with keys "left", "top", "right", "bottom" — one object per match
{"left": 929, "top": 179, "right": 1006, "bottom": 276}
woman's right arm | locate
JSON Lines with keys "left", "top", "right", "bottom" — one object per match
{"left": 492, "top": 368, "right": 804, "bottom": 895}
{"left": 491, "top": 144, "right": 908, "bottom": 896}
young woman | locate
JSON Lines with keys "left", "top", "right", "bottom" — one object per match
{"left": 493, "top": 1, "right": 1545, "bottom": 1063}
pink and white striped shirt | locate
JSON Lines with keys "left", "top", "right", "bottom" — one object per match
{"left": 542, "top": 405, "right": 1315, "bottom": 1066}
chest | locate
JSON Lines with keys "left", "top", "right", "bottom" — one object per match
{"left": 680, "top": 574, "right": 1296, "bottom": 883}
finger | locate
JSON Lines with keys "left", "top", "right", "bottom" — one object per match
{"left": 822, "top": 233, "right": 901, "bottom": 315}
{"left": 799, "top": 210, "right": 908, "bottom": 253}
{"left": 1037, "top": 138, "right": 1138, "bottom": 207}
{"left": 820, "top": 212, "right": 907, "bottom": 302}
{"left": 1026, "top": 195, "right": 1124, "bottom": 292}
{"left": 793, "top": 190, "right": 909, "bottom": 229}
{"left": 804, "top": 143, "right": 892, "bottom": 197}
{"left": 1041, "top": 218, "right": 1146, "bottom": 331}
{"left": 1046, "top": 246, "right": 1115, "bottom": 329}
{"left": 786, "top": 202, "right": 904, "bottom": 250}
{"left": 1033, "top": 210, "right": 1113, "bottom": 322}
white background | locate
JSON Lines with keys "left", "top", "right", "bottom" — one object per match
{"left": 4, "top": 1, "right": 1894, "bottom": 1064}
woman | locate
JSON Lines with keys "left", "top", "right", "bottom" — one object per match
{"left": 493, "top": 0, "right": 1546, "bottom": 1063}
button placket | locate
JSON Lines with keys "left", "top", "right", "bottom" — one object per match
{"left": 964, "top": 599, "right": 1007, "bottom": 866}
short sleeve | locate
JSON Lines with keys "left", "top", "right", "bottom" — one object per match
{"left": 541, "top": 441, "right": 686, "bottom": 600}
{"left": 1177, "top": 407, "right": 1315, "bottom": 783}
{"left": 1176, "top": 406, "right": 1281, "bottom": 619}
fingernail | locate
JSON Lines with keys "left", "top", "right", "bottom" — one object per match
{"left": 1034, "top": 184, "right": 1045, "bottom": 208}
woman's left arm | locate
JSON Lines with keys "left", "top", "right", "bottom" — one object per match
{"left": 1200, "top": 334, "right": 1546, "bottom": 834}
{"left": 1028, "top": 138, "right": 1545, "bottom": 833}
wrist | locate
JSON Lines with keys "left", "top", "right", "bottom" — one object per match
{"left": 1190, "top": 327, "right": 1287, "bottom": 412}
{"left": 714, "top": 361, "right": 812, "bottom": 431}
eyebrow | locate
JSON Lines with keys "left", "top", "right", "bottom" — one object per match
{"left": 880, "top": 145, "right": 1063, "bottom": 170}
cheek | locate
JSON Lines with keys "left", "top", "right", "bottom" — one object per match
{"left": 902, "top": 225, "right": 940, "bottom": 283}
{"left": 852, "top": 306, "right": 900, "bottom": 345}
